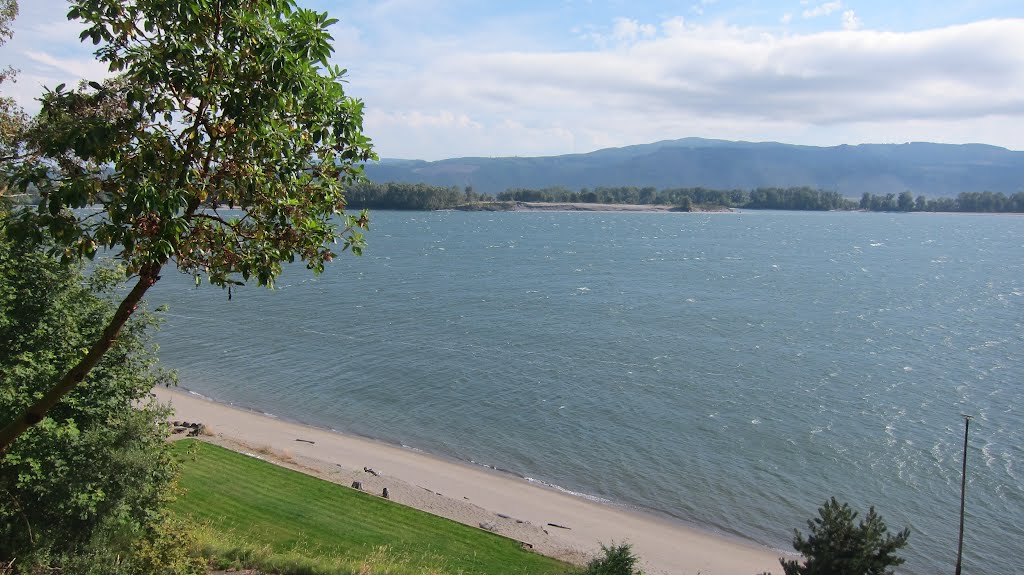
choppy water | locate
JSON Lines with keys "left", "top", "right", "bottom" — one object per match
{"left": 149, "top": 210, "right": 1023, "bottom": 574}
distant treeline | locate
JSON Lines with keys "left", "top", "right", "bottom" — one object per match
{"left": 344, "top": 182, "right": 1024, "bottom": 213}
{"left": 499, "top": 186, "right": 849, "bottom": 210}
{"left": 12, "top": 180, "right": 1024, "bottom": 213}
{"left": 343, "top": 182, "right": 495, "bottom": 210}
{"left": 858, "top": 191, "right": 1024, "bottom": 213}
{"left": 499, "top": 186, "right": 1024, "bottom": 213}
{"left": 343, "top": 183, "right": 850, "bottom": 211}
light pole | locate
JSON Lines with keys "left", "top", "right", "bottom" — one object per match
{"left": 954, "top": 415, "right": 972, "bottom": 575}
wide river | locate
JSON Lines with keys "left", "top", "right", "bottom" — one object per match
{"left": 149, "top": 210, "right": 1022, "bottom": 575}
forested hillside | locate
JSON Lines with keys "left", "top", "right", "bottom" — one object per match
{"left": 364, "top": 138, "right": 1024, "bottom": 197}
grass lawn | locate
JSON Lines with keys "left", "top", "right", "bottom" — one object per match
{"left": 170, "top": 440, "right": 571, "bottom": 575}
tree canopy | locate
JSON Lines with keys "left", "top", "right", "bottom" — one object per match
{"left": 0, "top": 0, "right": 25, "bottom": 167}
{"left": 778, "top": 498, "right": 910, "bottom": 575}
{"left": 0, "top": 0, "right": 375, "bottom": 450}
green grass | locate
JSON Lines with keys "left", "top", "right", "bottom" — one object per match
{"left": 170, "top": 440, "right": 570, "bottom": 575}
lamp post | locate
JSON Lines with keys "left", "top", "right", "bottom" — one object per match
{"left": 954, "top": 415, "right": 972, "bottom": 575}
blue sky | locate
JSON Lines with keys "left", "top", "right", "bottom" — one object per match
{"left": 3, "top": 0, "right": 1024, "bottom": 159}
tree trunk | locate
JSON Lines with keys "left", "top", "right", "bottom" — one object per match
{"left": 0, "top": 261, "right": 164, "bottom": 452}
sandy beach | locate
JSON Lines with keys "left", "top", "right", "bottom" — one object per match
{"left": 153, "top": 386, "right": 784, "bottom": 575}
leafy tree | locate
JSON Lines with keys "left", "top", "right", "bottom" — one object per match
{"left": 0, "top": 236, "right": 201, "bottom": 574}
{"left": 914, "top": 194, "right": 927, "bottom": 211}
{"left": 897, "top": 191, "right": 914, "bottom": 212}
{"left": 776, "top": 498, "right": 910, "bottom": 575}
{"left": 0, "top": 0, "right": 375, "bottom": 450}
{"left": 0, "top": 0, "right": 27, "bottom": 168}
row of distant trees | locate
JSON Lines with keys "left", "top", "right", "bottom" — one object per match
{"left": 497, "top": 185, "right": 848, "bottom": 209}
{"left": 500, "top": 185, "right": 1024, "bottom": 213}
{"left": 14, "top": 179, "right": 1024, "bottom": 214}
{"left": 343, "top": 182, "right": 495, "bottom": 210}
{"left": 859, "top": 190, "right": 1024, "bottom": 213}
{"left": 498, "top": 185, "right": 1024, "bottom": 213}
{"left": 345, "top": 184, "right": 853, "bottom": 211}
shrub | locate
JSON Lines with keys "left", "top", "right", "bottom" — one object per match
{"left": 579, "top": 543, "right": 642, "bottom": 575}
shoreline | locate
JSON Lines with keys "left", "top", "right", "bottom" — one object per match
{"left": 153, "top": 385, "right": 785, "bottom": 575}
{"left": 511, "top": 202, "right": 734, "bottom": 213}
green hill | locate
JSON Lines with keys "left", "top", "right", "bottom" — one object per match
{"left": 170, "top": 440, "right": 569, "bottom": 575}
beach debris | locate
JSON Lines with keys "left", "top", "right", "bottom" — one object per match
{"left": 479, "top": 521, "right": 498, "bottom": 532}
{"left": 363, "top": 466, "right": 380, "bottom": 476}
{"left": 295, "top": 438, "right": 315, "bottom": 444}
{"left": 351, "top": 481, "right": 362, "bottom": 490}
{"left": 497, "top": 513, "right": 511, "bottom": 519}
{"left": 382, "top": 487, "right": 390, "bottom": 499}
{"left": 169, "top": 421, "right": 206, "bottom": 436}
{"left": 521, "top": 542, "right": 534, "bottom": 550}
{"left": 546, "top": 522, "right": 571, "bottom": 530}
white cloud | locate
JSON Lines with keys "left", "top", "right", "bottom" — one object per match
{"left": 366, "top": 18, "right": 1024, "bottom": 157}
{"left": 611, "top": 18, "right": 657, "bottom": 42}
{"left": 5, "top": 0, "right": 1024, "bottom": 159}
{"left": 842, "top": 10, "right": 863, "bottom": 30}
{"left": 780, "top": 13, "right": 793, "bottom": 25}
{"left": 370, "top": 110, "right": 482, "bottom": 130}
{"left": 23, "top": 51, "right": 111, "bottom": 81}
{"left": 662, "top": 17, "right": 686, "bottom": 37}
{"left": 803, "top": 2, "right": 843, "bottom": 19}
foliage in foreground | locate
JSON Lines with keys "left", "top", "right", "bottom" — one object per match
{"left": 0, "top": 0, "right": 375, "bottom": 451}
{"left": 170, "top": 440, "right": 569, "bottom": 575}
{"left": 770, "top": 497, "right": 910, "bottom": 575}
{"left": 0, "top": 237, "right": 201, "bottom": 574}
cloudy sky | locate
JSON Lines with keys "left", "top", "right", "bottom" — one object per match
{"left": 2, "top": 0, "right": 1023, "bottom": 160}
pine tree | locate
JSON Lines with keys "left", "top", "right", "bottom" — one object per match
{"left": 778, "top": 498, "right": 910, "bottom": 575}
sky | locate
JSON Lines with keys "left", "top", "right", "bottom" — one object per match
{"left": 2, "top": 0, "right": 1024, "bottom": 160}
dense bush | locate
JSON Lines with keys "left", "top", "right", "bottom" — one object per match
{"left": 0, "top": 237, "right": 201, "bottom": 574}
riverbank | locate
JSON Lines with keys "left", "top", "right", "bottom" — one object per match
{"left": 153, "top": 386, "right": 783, "bottom": 575}
{"left": 514, "top": 202, "right": 734, "bottom": 212}
{"left": 455, "top": 201, "right": 733, "bottom": 212}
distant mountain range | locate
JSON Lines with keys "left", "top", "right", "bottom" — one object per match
{"left": 363, "top": 138, "right": 1024, "bottom": 198}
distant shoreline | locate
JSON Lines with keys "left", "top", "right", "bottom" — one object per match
{"left": 457, "top": 201, "right": 734, "bottom": 213}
